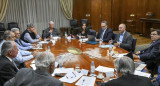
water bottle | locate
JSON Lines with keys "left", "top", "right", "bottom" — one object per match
{"left": 99, "top": 38, "right": 103, "bottom": 46}
{"left": 59, "top": 56, "right": 63, "bottom": 68}
{"left": 47, "top": 46, "right": 50, "bottom": 52}
{"left": 79, "top": 33, "right": 81, "bottom": 39}
{"left": 50, "top": 33, "right": 53, "bottom": 39}
{"left": 65, "top": 32, "right": 68, "bottom": 38}
{"left": 90, "top": 61, "right": 95, "bottom": 76}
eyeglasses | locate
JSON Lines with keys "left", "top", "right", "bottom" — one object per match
{"left": 101, "top": 26, "right": 106, "bottom": 28}
{"left": 150, "top": 34, "right": 158, "bottom": 36}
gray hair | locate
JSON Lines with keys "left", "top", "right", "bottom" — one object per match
{"left": 35, "top": 51, "right": 55, "bottom": 70}
{"left": 49, "top": 21, "right": 54, "bottom": 25}
{"left": 11, "top": 28, "right": 19, "bottom": 32}
{"left": 114, "top": 56, "right": 135, "bottom": 75}
{"left": 27, "top": 23, "right": 34, "bottom": 29}
{"left": 101, "top": 20, "right": 108, "bottom": 25}
{"left": 1, "top": 41, "right": 15, "bottom": 56}
{"left": 3, "top": 30, "right": 12, "bottom": 40}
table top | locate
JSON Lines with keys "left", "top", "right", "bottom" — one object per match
{"left": 25, "top": 37, "right": 129, "bottom": 86}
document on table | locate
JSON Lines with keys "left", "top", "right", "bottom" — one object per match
{"left": 112, "top": 53, "right": 128, "bottom": 58}
{"left": 75, "top": 76, "right": 96, "bottom": 86}
{"left": 52, "top": 68, "right": 74, "bottom": 76}
{"left": 99, "top": 45, "right": 114, "bottom": 48}
{"left": 95, "top": 66, "right": 114, "bottom": 73}
{"left": 30, "top": 64, "right": 36, "bottom": 70}
{"left": 80, "top": 69, "right": 89, "bottom": 76}
{"left": 134, "top": 70, "right": 151, "bottom": 78}
{"left": 39, "top": 41, "right": 48, "bottom": 44}
{"left": 59, "top": 71, "right": 83, "bottom": 83}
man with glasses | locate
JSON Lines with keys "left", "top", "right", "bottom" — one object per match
{"left": 96, "top": 20, "right": 113, "bottom": 42}
{"left": 133, "top": 29, "right": 160, "bottom": 73}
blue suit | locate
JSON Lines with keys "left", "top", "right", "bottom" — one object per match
{"left": 96, "top": 28, "right": 113, "bottom": 42}
{"left": 15, "top": 39, "right": 32, "bottom": 50}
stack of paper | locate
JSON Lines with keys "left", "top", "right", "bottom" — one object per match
{"left": 75, "top": 76, "right": 96, "bottom": 86}
{"left": 95, "top": 66, "right": 114, "bottom": 73}
{"left": 134, "top": 70, "right": 151, "bottom": 78}
{"left": 39, "top": 41, "right": 48, "bottom": 44}
{"left": 99, "top": 45, "right": 114, "bottom": 48}
{"left": 52, "top": 68, "right": 74, "bottom": 76}
{"left": 30, "top": 64, "right": 36, "bottom": 70}
{"left": 112, "top": 53, "right": 128, "bottom": 58}
{"left": 59, "top": 71, "right": 83, "bottom": 83}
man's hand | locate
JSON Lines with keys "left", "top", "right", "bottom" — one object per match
{"left": 49, "top": 29, "right": 53, "bottom": 33}
{"left": 32, "top": 29, "right": 38, "bottom": 35}
{"left": 133, "top": 54, "right": 140, "bottom": 59}
{"left": 135, "top": 51, "right": 140, "bottom": 54}
{"left": 32, "top": 51, "right": 39, "bottom": 57}
{"left": 114, "top": 41, "right": 120, "bottom": 47}
{"left": 96, "top": 39, "right": 99, "bottom": 41}
{"left": 108, "top": 40, "right": 113, "bottom": 44}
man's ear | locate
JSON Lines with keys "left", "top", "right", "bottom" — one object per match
{"left": 8, "top": 50, "right": 12, "bottom": 56}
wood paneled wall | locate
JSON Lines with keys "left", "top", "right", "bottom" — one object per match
{"left": 73, "top": 0, "right": 160, "bottom": 33}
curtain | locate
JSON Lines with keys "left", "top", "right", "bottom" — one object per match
{"left": 0, "top": 0, "right": 8, "bottom": 21}
{"left": 2, "top": 0, "right": 70, "bottom": 35}
{"left": 60, "top": 0, "right": 73, "bottom": 20}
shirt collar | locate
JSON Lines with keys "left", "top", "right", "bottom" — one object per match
{"left": 120, "top": 31, "right": 126, "bottom": 35}
{"left": 6, "top": 56, "right": 13, "bottom": 62}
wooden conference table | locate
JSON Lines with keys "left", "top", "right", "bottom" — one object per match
{"left": 25, "top": 37, "right": 129, "bottom": 86}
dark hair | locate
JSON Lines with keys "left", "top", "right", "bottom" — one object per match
{"left": 27, "top": 23, "right": 34, "bottom": 29}
{"left": 101, "top": 20, "right": 108, "bottom": 25}
{"left": 81, "top": 22, "right": 87, "bottom": 27}
{"left": 151, "top": 29, "right": 160, "bottom": 35}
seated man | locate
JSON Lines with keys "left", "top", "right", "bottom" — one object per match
{"left": 4, "top": 51, "right": 63, "bottom": 86}
{"left": 111, "top": 23, "right": 133, "bottom": 51}
{"left": 0, "top": 30, "right": 37, "bottom": 68}
{"left": 133, "top": 29, "right": 160, "bottom": 71}
{"left": 20, "top": 23, "right": 41, "bottom": 43}
{"left": 42, "top": 21, "right": 61, "bottom": 38}
{"left": 11, "top": 28, "right": 36, "bottom": 50}
{"left": 0, "top": 41, "right": 19, "bottom": 85}
{"left": 96, "top": 20, "right": 113, "bottom": 42}
{"left": 101, "top": 56, "right": 152, "bottom": 86}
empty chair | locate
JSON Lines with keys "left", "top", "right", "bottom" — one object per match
{"left": 8, "top": 22, "right": 19, "bottom": 30}
{"left": 70, "top": 19, "right": 80, "bottom": 36}
{"left": 81, "top": 19, "right": 88, "bottom": 26}
{"left": 0, "top": 23, "right": 5, "bottom": 41}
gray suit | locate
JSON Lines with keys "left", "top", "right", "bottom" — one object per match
{"left": 4, "top": 68, "right": 63, "bottom": 86}
{"left": 42, "top": 28, "right": 61, "bottom": 38}
{"left": 114, "top": 31, "right": 133, "bottom": 51}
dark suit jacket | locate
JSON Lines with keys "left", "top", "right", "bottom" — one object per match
{"left": 139, "top": 38, "right": 160, "bottom": 62}
{"left": 101, "top": 74, "right": 152, "bottom": 86}
{"left": 0, "top": 55, "right": 18, "bottom": 85}
{"left": 80, "top": 27, "right": 89, "bottom": 38}
{"left": 96, "top": 28, "right": 113, "bottom": 42}
{"left": 42, "top": 28, "right": 61, "bottom": 38}
{"left": 113, "top": 31, "right": 133, "bottom": 51}
{"left": 4, "top": 68, "right": 63, "bottom": 86}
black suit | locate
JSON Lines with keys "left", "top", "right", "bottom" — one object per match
{"left": 42, "top": 28, "right": 61, "bottom": 38}
{"left": 96, "top": 28, "right": 113, "bottom": 42}
{"left": 113, "top": 31, "right": 133, "bottom": 51}
{"left": 101, "top": 74, "right": 152, "bottom": 86}
{"left": 4, "top": 68, "right": 63, "bottom": 86}
{"left": 0, "top": 55, "right": 18, "bottom": 85}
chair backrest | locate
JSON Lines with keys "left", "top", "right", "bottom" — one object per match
{"left": 42, "top": 30, "right": 45, "bottom": 39}
{"left": 8, "top": 22, "right": 18, "bottom": 30}
{"left": 81, "top": 19, "right": 88, "bottom": 26}
{"left": 70, "top": 19, "right": 78, "bottom": 27}
{"left": 0, "top": 23, "right": 5, "bottom": 31}
{"left": 132, "top": 37, "right": 137, "bottom": 52}
{"left": 88, "top": 29, "right": 96, "bottom": 36}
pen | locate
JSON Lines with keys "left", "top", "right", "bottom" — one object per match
{"left": 72, "top": 72, "right": 76, "bottom": 77}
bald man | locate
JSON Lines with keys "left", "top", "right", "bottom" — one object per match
{"left": 42, "top": 21, "right": 61, "bottom": 38}
{"left": 111, "top": 23, "right": 133, "bottom": 51}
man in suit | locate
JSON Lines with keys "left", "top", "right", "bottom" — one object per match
{"left": 4, "top": 51, "right": 63, "bottom": 86}
{"left": 133, "top": 29, "right": 160, "bottom": 71}
{"left": 11, "top": 28, "right": 37, "bottom": 50}
{"left": 0, "top": 41, "right": 19, "bottom": 86}
{"left": 101, "top": 56, "right": 152, "bottom": 86}
{"left": 111, "top": 23, "right": 133, "bottom": 51}
{"left": 96, "top": 20, "right": 113, "bottom": 42}
{"left": 20, "top": 23, "right": 41, "bottom": 43}
{"left": 42, "top": 21, "right": 61, "bottom": 38}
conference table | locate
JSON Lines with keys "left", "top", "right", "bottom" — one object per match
{"left": 25, "top": 37, "right": 130, "bottom": 86}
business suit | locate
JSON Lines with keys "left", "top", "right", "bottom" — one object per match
{"left": 80, "top": 27, "right": 89, "bottom": 38}
{"left": 4, "top": 68, "right": 63, "bottom": 86}
{"left": 42, "top": 28, "right": 61, "bottom": 38}
{"left": 101, "top": 74, "right": 152, "bottom": 86}
{"left": 138, "top": 38, "right": 160, "bottom": 71}
{"left": 96, "top": 28, "right": 113, "bottom": 42}
{"left": 0, "top": 55, "right": 18, "bottom": 85}
{"left": 114, "top": 31, "right": 133, "bottom": 51}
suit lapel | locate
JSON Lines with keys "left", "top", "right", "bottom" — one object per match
{"left": 122, "top": 32, "right": 127, "bottom": 43}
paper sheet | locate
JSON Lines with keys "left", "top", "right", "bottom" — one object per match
{"left": 30, "top": 64, "right": 36, "bottom": 70}
{"left": 95, "top": 66, "right": 114, "bottom": 73}
{"left": 80, "top": 69, "right": 89, "bottom": 76}
{"left": 39, "top": 41, "right": 48, "bottom": 44}
{"left": 134, "top": 70, "right": 151, "bottom": 78}
{"left": 52, "top": 68, "right": 74, "bottom": 76}
{"left": 99, "top": 45, "right": 114, "bottom": 48}
{"left": 75, "top": 76, "right": 96, "bottom": 86}
{"left": 112, "top": 53, "right": 128, "bottom": 58}
{"left": 59, "top": 71, "right": 83, "bottom": 83}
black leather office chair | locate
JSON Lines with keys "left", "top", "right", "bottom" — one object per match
{"left": 132, "top": 37, "right": 137, "bottom": 52}
{"left": 112, "top": 32, "right": 117, "bottom": 40}
{"left": 8, "top": 22, "right": 19, "bottom": 30}
{"left": 81, "top": 19, "right": 88, "bottom": 26}
{"left": 70, "top": 19, "right": 80, "bottom": 36}
{"left": 0, "top": 23, "right": 5, "bottom": 41}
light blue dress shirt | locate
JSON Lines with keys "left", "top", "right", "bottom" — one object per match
{"left": 0, "top": 40, "right": 6, "bottom": 55}
{"left": 15, "top": 39, "right": 33, "bottom": 50}
{"left": 119, "top": 31, "right": 125, "bottom": 43}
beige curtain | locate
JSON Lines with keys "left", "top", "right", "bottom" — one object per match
{"left": 0, "top": 0, "right": 8, "bottom": 22}
{"left": 60, "top": 0, "right": 73, "bottom": 20}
